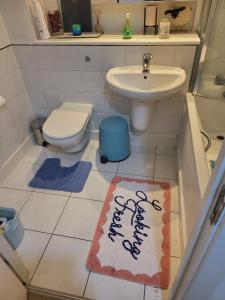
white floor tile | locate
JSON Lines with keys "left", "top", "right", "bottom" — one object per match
{"left": 87, "top": 143, "right": 119, "bottom": 173}
{"left": 17, "top": 230, "right": 50, "bottom": 280}
{"left": 85, "top": 272, "right": 145, "bottom": 300}
{"left": 154, "top": 155, "right": 177, "bottom": 180}
{"left": 171, "top": 212, "right": 182, "bottom": 258}
{"left": 22, "top": 141, "right": 94, "bottom": 167}
{"left": 1, "top": 163, "right": 39, "bottom": 191}
{"left": 72, "top": 171, "right": 115, "bottom": 202}
{"left": 21, "top": 145, "right": 59, "bottom": 165}
{"left": 0, "top": 188, "right": 31, "bottom": 212}
{"left": 19, "top": 192, "right": 68, "bottom": 233}
{"left": 31, "top": 235, "right": 90, "bottom": 296}
{"left": 154, "top": 179, "right": 179, "bottom": 213}
{"left": 144, "top": 257, "right": 181, "bottom": 300}
{"left": 117, "top": 152, "right": 155, "bottom": 177}
{"left": 55, "top": 197, "right": 102, "bottom": 240}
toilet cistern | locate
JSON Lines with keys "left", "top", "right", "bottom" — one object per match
{"left": 142, "top": 53, "right": 153, "bottom": 73}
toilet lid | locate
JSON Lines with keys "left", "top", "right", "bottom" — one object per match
{"left": 43, "top": 110, "right": 90, "bottom": 139}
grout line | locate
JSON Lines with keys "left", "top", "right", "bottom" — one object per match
{"left": 143, "top": 285, "right": 146, "bottom": 300}
{"left": 29, "top": 233, "right": 52, "bottom": 284}
{"left": 18, "top": 191, "right": 35, "bottom": 214}
{"left": 70, "top": 195, "right": 104, "bottom": 203}
{"left": 0, "top": 44, "right": 11, "bottom": 51}
{"left": 29, "top": 194, "right": 71, "bottom": 284}
{"left": 153, "top": 148, "right": 157, "bottom": 180}
{"left": 53, "top": 233, "right": 92, "bottom": 243}
{"left": 82, "top": 271, "right": 91, "bottom": 297}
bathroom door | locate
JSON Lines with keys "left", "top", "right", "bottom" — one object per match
{"left": 171, "top": 141, "right": 225, "bottom": 299}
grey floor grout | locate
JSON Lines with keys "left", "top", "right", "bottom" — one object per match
{"left": 82, "top": 271, "right": 91, "bottom": 297}
{"left": 143, "top": 285, "right": 146, "bottom": 300}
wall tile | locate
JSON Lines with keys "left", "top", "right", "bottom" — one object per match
{"left": 0, "top": 70, "right": 25, "bottom": 101}
{"left": 77, "top": 46, "right": 101, "bottom": 71}
{"left": 21, "top": 69, "right": 43, "bottom": 91}
{"left": 53, "top": 46, "right": 80, "bottom": 70}
{"left": 14, "top": 46, "right": 36, "bottom": 69}
{"left": 100, "top": 46, "right": 125, "bottom": 71}
{"left": 27, "top": 89, "right": 47, "bottom": 109}
{"left": 61, "top": 71, "right": 82, "bottom": 93}
{"left": 44, "top": 91, "right": 63, "bottom": 109}
{"left": 81, "top": 72, "right": 109, "bottom": 93}
{"left": 124, "top": 46, "right": 176, "bottom": 66}
{"left": 175, "top": 46, "right": 196, "bottom": 73}
{"left": 33, "top": 46, "right": 55, "bottom": 70}
{"left": 39, "top": 70, "right": 62, "bottom": 92}
{"left": 0, "top": 47, "right": 18, "bottom": 80}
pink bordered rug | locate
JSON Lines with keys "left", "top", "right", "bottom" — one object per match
{"left": 86, "top": 176, "right": 171, "bottom": 289}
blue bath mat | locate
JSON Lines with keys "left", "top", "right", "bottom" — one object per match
{"left": 29, "top": 159, "right": 92, "bottom": 193}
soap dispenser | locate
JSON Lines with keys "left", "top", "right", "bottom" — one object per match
{"left": 123, "top": 13, "right": 133, "bottom": 39}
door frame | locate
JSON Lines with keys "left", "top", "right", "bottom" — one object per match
{"left": 171, "top": 142, "right": 225, "bottom": 299}
{"left": 0, "top": 234, "right": 29, "bottom": 284}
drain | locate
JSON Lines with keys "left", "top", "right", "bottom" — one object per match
{"left": 217, "top": 135, "right": 225, "bottom": 141}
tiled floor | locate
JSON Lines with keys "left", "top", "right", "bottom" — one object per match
{"left": 0, "top": 139, "right": 182, "bottom": 300}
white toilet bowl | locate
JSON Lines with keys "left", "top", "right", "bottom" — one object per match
{"left": 43, "top": 103, "right": 93, "bottom": 153}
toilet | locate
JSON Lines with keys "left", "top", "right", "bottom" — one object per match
{"left": 43, "top": 103, "right": 93, "bottom": 153}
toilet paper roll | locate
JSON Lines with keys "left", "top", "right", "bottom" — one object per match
{"left": 0, "top": 96, "right": 6, "bottom": 108}
{"left": 0, "top": 217, "right": 8, "bottom": 230}
{"left": 0, "top": 217, "right": 13, "bottom": 231}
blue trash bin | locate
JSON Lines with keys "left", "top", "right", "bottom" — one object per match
{"left": 99, "top": 116, "right": 130, "bottom": 163}
{"left": 0, "top": 207, "right": 24, "bottom": 249}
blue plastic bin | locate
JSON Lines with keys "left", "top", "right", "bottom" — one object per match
{"left": 99, "top": 116, "right": 130, "bottom": 163}
{"left": 0, "top": 207, "right": 24, "bottom": 249}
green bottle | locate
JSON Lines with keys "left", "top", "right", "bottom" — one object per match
{"left": 123, "top": 13, "right": 133, "bottom": 39}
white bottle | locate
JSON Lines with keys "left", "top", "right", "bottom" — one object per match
{"left": 159, "top": 19, "right": 170, "bottom": 39}
{"left": 32, "top": 0, "right": 50, "bottom": 40}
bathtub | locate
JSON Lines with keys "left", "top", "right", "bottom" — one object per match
{"left": 178, "top": 94, "right": 211, "bottom": 246}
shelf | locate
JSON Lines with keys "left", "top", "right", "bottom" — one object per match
{"left": 33, "top": 33, "right": 200, "bottom": 46}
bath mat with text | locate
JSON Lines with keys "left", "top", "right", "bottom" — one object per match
{"left": 29, "top": 158, "right": 92, "bottom": 193}
{"left": 87, "top": 176, "right": 171, "bottom": 288}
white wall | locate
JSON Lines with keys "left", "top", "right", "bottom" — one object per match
{"left": 14, "top": 44, "right": 196, "bottom": 148}
{"left": 0, "top": 11, "right": 34, "bottom": 169}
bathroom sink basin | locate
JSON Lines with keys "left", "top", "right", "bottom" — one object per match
{"left": 106, "top": 65, "right": 186, "bottom": 101}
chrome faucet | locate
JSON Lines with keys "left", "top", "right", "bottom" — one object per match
{"left": 142, "top": 53, "right": 153, "bottom": 73}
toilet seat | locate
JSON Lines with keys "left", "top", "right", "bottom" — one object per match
{"left": 43, "top": 110, "right": 90, "bottom": 140}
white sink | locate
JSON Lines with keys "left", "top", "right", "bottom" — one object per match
{"left": 106, "top": 65, "right": 186, "bottom": 132}
{"left": 106, "top": 65, "right": 186, "bottom": 101}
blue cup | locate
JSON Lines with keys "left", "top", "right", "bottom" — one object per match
{"left": 72, "top": 24, "right": 81, "bottom": 36}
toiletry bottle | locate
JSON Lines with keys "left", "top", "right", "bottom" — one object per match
{"left": 159, "top": 18, "right": 170, "bottom": 39}
{"left": 32, "top": 0, "right": 50, "bottom": 40}
{"left": 123, "top": 13, "right": 133, "bottom": 39}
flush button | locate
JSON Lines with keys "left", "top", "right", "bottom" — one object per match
{"left": 85, "top": 56, "right": 91, "bottom": 63}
